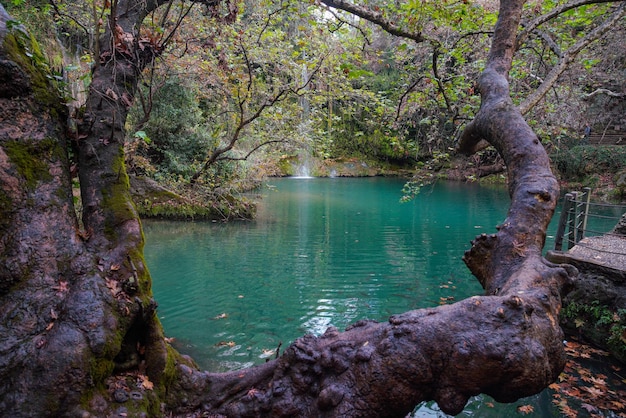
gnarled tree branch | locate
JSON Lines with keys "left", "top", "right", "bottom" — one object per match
{"left": 318, "top": 0, "right": 426, "bottom": 43}
{"left": 165, "top": 1, "right": 575, "bottom": 415}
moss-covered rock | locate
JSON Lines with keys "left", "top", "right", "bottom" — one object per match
{"left": 129, "top": 175, "right": 256, "bottom": 221}
{"left": 3, "top": 139, "right": 55, "bottom": 190}
{"left": 1, "top": 24, "right": 65, "bottom": 116}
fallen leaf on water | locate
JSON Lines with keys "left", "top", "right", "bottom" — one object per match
{"left": 215, "top": 341, "right": 236, "bottom": 348}
{"left": 260, "top": 349, "right": 275, "bottom": 358}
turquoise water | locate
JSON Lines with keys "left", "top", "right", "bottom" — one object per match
{"left": 143, "top": 178, "right": 608, "bottom": 417}
{"left": 144, "top": 178, "right": 509, "bottom": 369}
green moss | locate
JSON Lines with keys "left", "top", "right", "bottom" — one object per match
{"left": 277, "top": 155, "right": 297, "bottom": 176}
{"left": 162, "top": 344, "right": 180, "bottom": 389}
{"left": 89, "top": 357, "right": 116, "bottom": 386}
{"left": 562, "top": 301, "right": 626, "bottom": 362}
{"left": 478, "top": 174, "right": 507, "bottom": 185}
{"left": 102, "top": 149, "right": 139, "bottom": 240}
{"left": 3, "top": 29, "right": 66, "bottom": 116}
{"left": 3, "top": 139, "right": 56, "bottom": 190}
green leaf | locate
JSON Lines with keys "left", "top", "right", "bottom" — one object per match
{"left": 134, "top": 131, "right": 151, "bottom": 144}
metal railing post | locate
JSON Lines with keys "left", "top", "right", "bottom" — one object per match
{"left": 566, "top": 192, "right": 579, "bottom": 250}
{"left": 554, "top": 193, "right": 574, "bottom": 251}
{"left": 578, "top": 187, "right": 591, "bottom": 242}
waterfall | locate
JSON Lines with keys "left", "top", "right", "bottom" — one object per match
{"left": 293, "top": 157, "right": 312, "bottom": 178}
{"left": 293, "top": 60, "right": 313, "bottom": 179}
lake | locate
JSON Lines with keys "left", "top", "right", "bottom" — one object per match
{"left": 143, "top": 177, "right": 605, "bottom": 417}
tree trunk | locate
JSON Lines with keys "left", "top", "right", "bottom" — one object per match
{"left": 0, "top": 0, "right": 576, "bottom": 417}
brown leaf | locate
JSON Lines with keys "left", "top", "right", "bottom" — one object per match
{"left": 106, "top": 278, "right": 121, "bottom": 295}
{"left": 105, "top": 88, "right": 119, "bottom": 101}
{"left": 517, "top": 404, "right": 534, "bottom": 414}
{"left": 581, "top": 403, "right": 597, "bottom": 413}
{"left": 583, "top": 386, "right": 604, "bottom": 397}
{"left": 610, "top": 400, "right": 625, "bottom": 409}
{"left": 138, "top": 375, "right": 153, "bottom": 390}
{"left": 120, "top": 93, "right": 133, "bottom": 109}
{"left": 52, "top": 281, "right": 69, "bottom": 293}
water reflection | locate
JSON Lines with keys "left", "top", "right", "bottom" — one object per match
{"left": 143, "top": 178, "right": 621, "bottom": 417}
{"left": 145, "top": 178, "right": 511, "bottom": 372}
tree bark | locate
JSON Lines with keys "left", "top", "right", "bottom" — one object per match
{"left": 165, "top": 1, "right": 575, "bottom": 416}
{"left": 0, "top": 0, "right": 576, "bottom": 417}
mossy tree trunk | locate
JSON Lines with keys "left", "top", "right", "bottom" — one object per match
{"left": 1, "top": 0, "right": 575, "bottom": 417}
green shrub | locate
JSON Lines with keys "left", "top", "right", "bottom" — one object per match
{"left": 552, "top": 145, "right": 626, "bottom": 180}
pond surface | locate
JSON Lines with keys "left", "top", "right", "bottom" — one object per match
{"left": 143, "top": 177, "right": 613, "bottom": 417}
{"left": 144, "top": 179, "right": 505, "bottom": 367}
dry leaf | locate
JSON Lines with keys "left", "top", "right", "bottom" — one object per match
{"left": 53, "top": 281, "right": 69, "bottom": 293}
{"left": 138, "top": 375, "right": 154, "bottom": 390}
{"left": 517, "top": 404, "right": 534, "bottom": 414}
{"left": 105, "top": 88, "right": 119, "bottom": 101}
{"left": 106, "top": 278, "right": 121, "bottom": 295}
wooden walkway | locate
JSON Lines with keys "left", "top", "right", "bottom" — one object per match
{"left": 546, "top": 234, "right": 626, "bottom": 279}
{"left": 546, "top": 189, "right": 626, "bottom": 277}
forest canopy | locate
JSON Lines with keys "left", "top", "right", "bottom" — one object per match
{"left": 0, "top": 0, "right": 625, "bottom": 416}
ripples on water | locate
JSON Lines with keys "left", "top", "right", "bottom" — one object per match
{"left": 143, "top": 178, "right": 595, "bottom": 417}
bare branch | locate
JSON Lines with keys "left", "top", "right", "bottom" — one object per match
{"left": 517, "top": 0, "right": 621, "bottom": 46}
{"left": 432, "top": 44, "right": 454, "bottom": 113}
{"left": 216, "top": 139, "right": 288, "bottom": 162}
{"left": 318, "top": 0, "right": 426, "bottom": 43}
{"left": 396, "top": 76, "right": 425, "bottom": 121}
{"left": 518, "top": 3, "right": 625, "bottom": 115}
{"left": 189, "top": 51, "right": 329, "bottom": 183}
{"left": 256, "top": 5, "right": 289, "bottom": 45}
{"left": 582, "top": 88, "right": 626, "bottom": 99}
{"left": 321, "top": 4, "right": 372, "bottom": 45}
